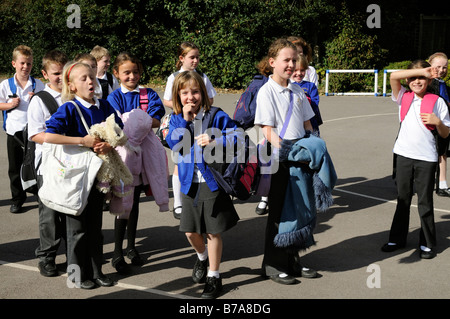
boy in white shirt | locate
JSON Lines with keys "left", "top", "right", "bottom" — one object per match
{"left": 0, "top": 45, "right": 45, "bottom": 213}
{"left": 27, "top": 50, "right": 68, "bottom": 277}
{"left": 91, "top": 45, "right": 120, "bottom": 98}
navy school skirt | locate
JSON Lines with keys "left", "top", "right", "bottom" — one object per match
{"left": 180, "top": 182, "right": 239, "bottom": 235}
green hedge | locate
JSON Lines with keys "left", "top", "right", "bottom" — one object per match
{"left": 0, "top": 0, "right": 338, "bottom": 89}
{"left": 1, "top": 0, "right": 435, "bottom": 91}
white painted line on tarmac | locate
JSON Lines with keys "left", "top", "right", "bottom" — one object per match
{"left": 0, "top": 260, "right": 39, "bottom": 272}
{"left": 334, "top": 188, "right": 450, "bottom": 214}
{"left": 0, "top": 259, "right": 195, "bottom": 299}
{"left": 323, "top": 113, "right": 397, "bottom": 123}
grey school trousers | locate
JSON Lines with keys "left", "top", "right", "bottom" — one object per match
{"left": 35, "top": 175, "right": 66, "bottom": 262}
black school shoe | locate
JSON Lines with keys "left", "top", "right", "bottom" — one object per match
{"left": 201, "top": 276, "right": 222, "bottom": 299}
{"left": 80, "top": 280, "right": 96, "bottom": 289}
{"left": 94, "top": 275, "right": 114, "bottom": 287}
{"left": 10, "top": 203, "right": 23, "bottom": 214}
{"left": 269, "top": 273, "right": 297, "bottom": 285}
{"left": 436, "top": 188, "right": 450, "bottom": 197}
{"left": 126, "top": 248, "right": 144, "bottom": 266}
{"left": 420, "top": 249, "right": 436, "bottom": 259}
{"left": 192, "top": 257, "right": 208, "bottom": 283}
{"left": 111, "top": 256, "right": 130, "bottom": 275}
{"left": 381, "top": 242, "right": 405, "bottom": 252}
{"left": 255, "top": 201, "right": 268, "bottom": 215}
{"left": 38, "top": 260, "right": 58, "bottom": 277}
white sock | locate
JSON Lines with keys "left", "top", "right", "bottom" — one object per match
{"left": 439, "top": 181, "right": 448, "bottom": 189}
{"left": 197, "top": 247, "right": 208, "bottom": 261}
{"left": 258, "top": 197, "right": 268, "bottom": 209}
{"left": 420, "top": 245, "right": 431, "bottom": 252}
{"left": 207, "top": 270, "right": 220, "bottom": 278}
{"left": 172, "top": 174, "right": 182, "bottom": 212}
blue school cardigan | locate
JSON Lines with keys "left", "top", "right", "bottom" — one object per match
{"left": 107, "top": 87, "right": 165, "bottom": 121}
{"left": 274, "top": 134, "right": 337, "bottom": 250}
{"left": 45, "top": 98, "right": 123, "bottom": 136}
{"left": 166, "top": 108, "right": 238, "bottom": 195}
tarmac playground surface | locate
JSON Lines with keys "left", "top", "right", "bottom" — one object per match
{"left": 1, "top": 90, "right": 450, "bottom": 306}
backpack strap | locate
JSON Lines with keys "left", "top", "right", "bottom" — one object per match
{"left": 279, "top": 91, "right": 294, "bottom": 139}
{"left": 69, "top": 101, "right": 91, "bottom": 135}
{"left": 3, "top": 77, "right": 38, "bottom": 131}
{"left": 7, "top": 76, "right": 36, "bottom": 95}
{"left": 206, "top": 107, "right": 221, "bottom": 132}
{"left": 31, "top": 91, "right": 59, "bottom": 115}
{"left": 400, "top": 91, "right": 439, "bottom": 131}
{"left": 191, "top": 107, "right": 221, "bottom": 139}
{"left": 139, "top": 88, "right": 149, "bottom": 112}
{"left": 8, "top": 77, "right": 17, "bottom": 96}
{"left": 399, "top": 91, "right": 414, "bottom": 122}
{"left": 30, "top": 76, "right": 36, "bottom": 93}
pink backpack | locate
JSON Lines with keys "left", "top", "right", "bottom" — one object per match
{"left": 400, "top": 91, "right": 439, "bottom": 131}
{"left": 139, "top": 88, "right": 149, "bottom": 112}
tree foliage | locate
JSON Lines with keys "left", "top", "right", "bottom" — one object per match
{"left": 0, "top": 0, "right": 343, "bottom": 88}
{"left": 0, "top": 0, "right": 418, "bottom": 90}
{"left": 324, "top": 3, "right": 388, "bottom": 92}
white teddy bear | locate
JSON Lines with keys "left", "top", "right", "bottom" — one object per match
{"left": 89, "top": 114, "right": 134, "bottom": 215}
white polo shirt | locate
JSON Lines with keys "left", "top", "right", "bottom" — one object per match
{"left": 163, "top": 67, "right": 216, "bottom": 101}
{"left": 0, "top": 74, "right": 45, "bottom": 135}
{"left": 27, "top": 84, "right": 62, "bottom": 172}
{"left": 254, "top": 76, "right": 315, "bottom": 140}
{"left": 393, "top": 86, "right": 450, "bottom": 162}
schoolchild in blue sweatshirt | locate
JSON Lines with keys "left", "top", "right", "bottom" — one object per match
{"left": 45, "top": 61, "right": 123, "bottom": 289}
{"left": 107, "top": 52, "right": 166, "bottom": 274}
{"left": 167, "top": 71, "right": 239, "bottom": 299}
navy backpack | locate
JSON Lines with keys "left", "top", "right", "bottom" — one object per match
{"left": 232, "top": 75, "right": 268, "bottom": 130}
{"left": 197, "top": 107, "right": 260, "bottom": 201}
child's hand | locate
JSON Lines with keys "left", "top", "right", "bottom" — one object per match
{"left": 81, "top": 135, "right": 101, "bottom": 148}
{"left": 421, "top": 112, "right": 440, "bottom": 126}
{"left": 425, "top": 66, "right": 439, "bottom": 79}
{"left": 195, "top": 133, "right": 214, "bottom": 147}
{"left": 93, "top": 141, "right": 112, "bottom": 155}
{"left": 9, "top": 97, "right": 20, "bottom": 109}
{"left": 182, "top": 103, "right": 199, "bottom": 121}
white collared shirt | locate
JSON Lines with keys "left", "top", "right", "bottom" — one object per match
{"left": 254, "top": 76, "right": 315, "bottom": 140}
{"left": 393, "top": 86, "right": 450, "bottom": 162}
{"left": 75, "top": 95, "right": 100, "bottom": 109}
{"left": 0, "top": 74, "right": 45, "bottom": 134}
{"left": 27, "top": 84, "right": 62, "bottom": 173}
{"left": 163, "top": 67, "right": 216, "bottom": 101}
{"left": 120, "top": 84, "right": 142, "bottom": 94}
